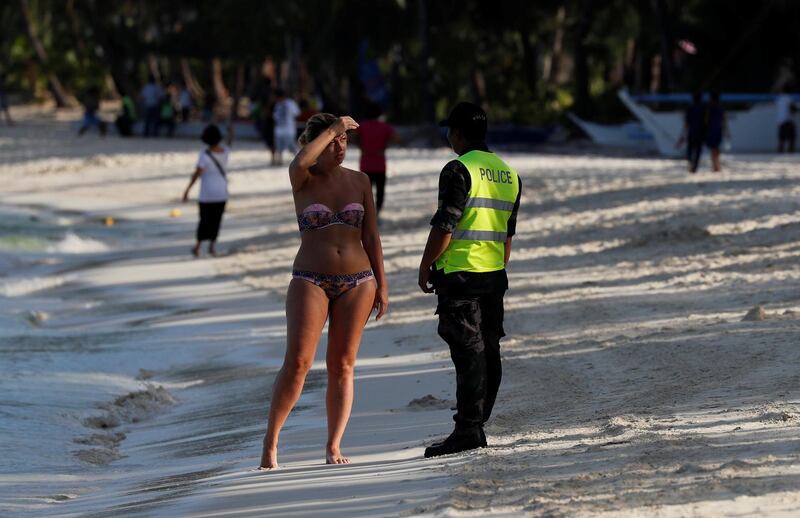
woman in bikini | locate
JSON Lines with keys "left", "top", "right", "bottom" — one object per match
{"left": 259, "top": 113, "right": 388, "bottom": 470}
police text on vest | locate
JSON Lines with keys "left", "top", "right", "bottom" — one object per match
{"left": 479, "top": 168, "right": 513, "bottom": 184}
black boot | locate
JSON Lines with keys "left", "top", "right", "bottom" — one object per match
{"left": 424, "top": 428, "right": 485, "bottom": 458}
{"left": 430, "top": 427, "right": 487, "bottom": 449}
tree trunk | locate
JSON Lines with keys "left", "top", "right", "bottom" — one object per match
{"left": 631, "top": 0, "right": 650, "bottom": 93}
{"left": 547, "top": 6, "right": 566, "bottom": 84}
{"left": 147, "top": 55, "right": 162, "bottom": 84}
{"left": 417, "top": 0, "right": 433, "bottom": 120}
{"left": 181, "top": 58, "right": 204, "bottom": 100}
{"left": 651, "top": 0, "right": 675, "bottom": 92}
{"left": 520, "top": 27, "right": 540, "bottom": 94}
{"left": 231, "top": 63, "right": 245, "bottom": 119}
{"left": 212, "top": 58, "right": 227, "bottom": 101}
{"left": 388, "top": 44, "right": 402, "bottom": 119}
{"left": 471, "top": 70, "right": 487, "bottom": 108}
{"left": 19, "top": 0, "right": 70, "bottom": 107}
{"left": 227, "top": 63, "right": 245, "bottom": 145}
{"left": 572, "top": 0, "right": 595, "bottom": 117}
{"left": 65, "top": 0, "right": 87, "bottom": 55}
{"left": 649, "top": 54, "right": 662, "bottom": 93}
{"left": 284, "top": 36, "right": 302, "bottom": 96}
{"left": 417, "top": 0, "right": 436, "bottom": 142}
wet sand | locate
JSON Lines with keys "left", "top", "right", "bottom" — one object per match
{"left": 2, "top": 106, "right": 800, "bottom": 516}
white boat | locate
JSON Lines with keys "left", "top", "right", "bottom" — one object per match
{"left": 567, "top": 112, "right": 656, "bottom": 151}
{"left": 617, "top": 89, "right": 798, "bottom": 156}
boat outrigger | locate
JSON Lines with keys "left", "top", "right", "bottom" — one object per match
{"left": 571, "top": 90, "right": 799, "bottom": 156}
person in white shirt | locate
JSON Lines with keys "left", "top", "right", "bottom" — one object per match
{"left": 272, "top": 89, "right": 300, "bottom": 165}
{"left": 182, "top": 124, "right": 230, "bottom": 257}
{"left": 776, "top": 85, "right": 796, "bottom": 153}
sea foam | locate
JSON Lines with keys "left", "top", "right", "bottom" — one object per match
{"left": 0, "top": 276, "right": 71, "bottom": 297}
{"left": 47, "top": 232, "right": 109, "bottom": 254}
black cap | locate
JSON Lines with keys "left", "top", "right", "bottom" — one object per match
{"left": 439, "top": 102, "right": 487, "bottom": 133}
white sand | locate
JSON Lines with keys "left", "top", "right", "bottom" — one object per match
{"left": 2, "top": 107, "right": 800, "bottom": 516}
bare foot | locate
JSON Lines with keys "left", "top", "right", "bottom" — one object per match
{"left": 326, "top": 447, "right": 350, "bottom": 465}
{"left": 259, "top": 448, "right": 279, "bottom": 470}
{"left": 208, "top": 243, "right": 217, "bottom": 257}
{"left": 191, "top": 244, "right": 201, "bottom": 257}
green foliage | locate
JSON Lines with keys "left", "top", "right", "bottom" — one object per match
{"left": 1, "top": 0, "right": 799, "bottom": 123}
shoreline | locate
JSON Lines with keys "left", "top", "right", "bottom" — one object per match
{"left": 3, "top": 113, "right": 800, "bottom": 516}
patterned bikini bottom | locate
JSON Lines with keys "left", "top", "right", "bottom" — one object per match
{"left": 292, "top": 269, "right": 374, "bottom": 300}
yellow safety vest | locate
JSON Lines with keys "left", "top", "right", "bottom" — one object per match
{"left": 435, "top": 150, "right": 520, "bottom": 274}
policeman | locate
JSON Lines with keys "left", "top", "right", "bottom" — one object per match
{"left": 418, "top": 101, "right": 521, "bottom": 457}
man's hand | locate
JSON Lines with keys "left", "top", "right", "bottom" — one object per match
{"left": 418, "top": 265, "right": 434, "bottom": 293}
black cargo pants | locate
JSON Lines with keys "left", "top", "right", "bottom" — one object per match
{"left": 436, "top": 291, "right": 505, "bottom": 432}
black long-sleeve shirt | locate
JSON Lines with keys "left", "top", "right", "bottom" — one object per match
{"left": 429, "top": 143, "right": 522, "bottom": 296}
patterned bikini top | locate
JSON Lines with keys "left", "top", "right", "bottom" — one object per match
{"left": 297, "top": 203, "right": 365, "bottom": 231}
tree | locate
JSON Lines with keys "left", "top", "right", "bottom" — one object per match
{"left": 18, "top": 0, "right": 69, "bottom": 106}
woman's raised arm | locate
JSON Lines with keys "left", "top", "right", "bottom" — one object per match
{"left": 289, "top": 116, "right": 359, "bottom": 192}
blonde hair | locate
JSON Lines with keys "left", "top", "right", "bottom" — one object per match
{"left": 298, "top": 113, "right": 338, "bottom": 146}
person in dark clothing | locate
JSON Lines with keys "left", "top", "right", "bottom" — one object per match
{"left": 676, "top": 91, "right": 706, "bottom": 173}
{"left": 418, "top": 102, "right": 522, "bottom": 458}
{"left": 705, "top": 92, "right": 728, "bottom": 172}
{"left": 251, "top": 78, "right": 275, "bottom": 151}
{"left": 140, "top": 75, "right": 163, "bottom": 137}
{"left": 157, "top": 87, "right": 177, "bottom": 138}
{"left": 77, "top": 86, "right": 107, "bottom": 136}
{"left": 777, "top": 85, "right": 797, "bottom": 153}
{"left": 115, "top": 94, "right": 137, "bottom": 137}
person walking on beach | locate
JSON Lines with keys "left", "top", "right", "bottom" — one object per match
{"left": 354, "top": 102, "right": 400, "bottom": 218}
{"left": 676, "top": 91, "right": 706, "bottom": 173}
{"left": 182, "top": 124, "right": 230, "bottom": 257}
{"left": 272, "top": 89, "right": 300, "bottom": 166}
{"left": 418, "top": 102, "right": 521, "bottom": 458}
{"left": 777, "top": 85, "right": 797, "bottom": 153}
{"left": 705, "top": 92, "right": 728, "bottom": 172}
{"left": 259, "top": 113, "right": 388, "bottom": 469}
{"left": 140, "top": 75, "right": 163, "bottom": 137}
{"left": 77, "top": 86, "right": 107, "bottom": 137}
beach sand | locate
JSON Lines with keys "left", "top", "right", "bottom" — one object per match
{"left": 2, "top": 107, "right": 800, "bottom": 516}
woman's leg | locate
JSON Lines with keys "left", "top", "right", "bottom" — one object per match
{"left": 711, "top": 148, "right": 721, "bottom": 172}
{"left": 206, "top": 202, "right": 226, "bottom": 256}
{"left": 687, "top": 140, "right": 701, "bottom": 173}
{"left": 375, "top": 174, "right": 386, "bottom": 214}
{"left": 260, "top": 279, "right": 330, "bottom": 469}
{"left": 324, "top": 279, "right": 376, "bottom": 464}
{"left": 194, "top": 202, "right": 208, "bottom": 257}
